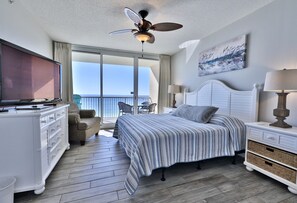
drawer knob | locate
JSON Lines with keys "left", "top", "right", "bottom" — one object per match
{"left": 267, "top": 136, "right": 275, "bottom": 140}
{"left": 265, "top": 161, "right": 273, "bottom": 167}
{"left": 266, "top": 147, "right": 274, "bottom": 152}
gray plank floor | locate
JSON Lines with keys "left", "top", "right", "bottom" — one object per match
{"left": 15, "top": 130, "right": 297, "bottom": 203}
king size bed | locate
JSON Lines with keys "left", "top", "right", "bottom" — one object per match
{"left": 113, "top": 80, "right": 260, "bottom": 195}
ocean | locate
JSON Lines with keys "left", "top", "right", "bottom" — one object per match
{"left": 78, "top": 95, "right": 150, "bottom": 117}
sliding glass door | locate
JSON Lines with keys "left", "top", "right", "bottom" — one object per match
{"left": 72, "top": 50, "right": 159, "bottom": 128}
{"left": 72, "top": 52, "right": 101, "bottom": 115}
{"left": 102, "top": 55, "right": 134, "bottom": 127}
{"left": 139, "top": 58, "right": 159, "bottom": 114}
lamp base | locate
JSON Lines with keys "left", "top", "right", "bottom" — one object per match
{"left": 172, "top": 94, "right": 177, "bottom": 108}
{"left": 171, "top": 102, "right": 177, "bottom": 108}
{"left": 270, "top": 92, "right": 292, "bottom": 128}
{"left": 270, "top": 120, "right": 292, "bottom": 128}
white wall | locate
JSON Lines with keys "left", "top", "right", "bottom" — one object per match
{"left": 0, "top": 1, "right": 52, "bottom": 58}
{"left": 171, "top": 0, "right": 297, "bottom": 126}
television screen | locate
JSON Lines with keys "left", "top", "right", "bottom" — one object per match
{"left": 0, "top": 39, "right": 61, "bottom": 106}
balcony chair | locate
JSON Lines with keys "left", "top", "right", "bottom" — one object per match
{"left": 68, "top": 102, "right": 101, "bottom": 145}
{"left": 141, "top": 101, "right": 150, "bottom": 107}
{"left": 148, "top": 103, "right": 157, "bottom": 113}
{"left": 73, "top": 94, "right": 82, "bottom": 109}
{"left": 118, "top": 102, "right": 133, "bottom": 116}
{"left": 139, "top": 103, "right": 157, "bottom": 114}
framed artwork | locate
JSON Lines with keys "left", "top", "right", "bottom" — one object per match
{"left": 198, "top": 35, "right": 247, "bottom": 76}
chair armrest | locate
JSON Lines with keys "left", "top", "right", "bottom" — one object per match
{"left": 79, "top": 110, "right": 96, "bottom": 118}
{"left": 68, "top": 113, "right": 81, "bottom": 124}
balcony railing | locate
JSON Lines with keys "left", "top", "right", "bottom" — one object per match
{"left": 80, "top": 95, "right": 151, "bottom": 118}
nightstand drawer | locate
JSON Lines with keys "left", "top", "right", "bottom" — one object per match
{"left": 247, "top": 152, "right": 296, "bottom": 183}
{"left": 249, "top": 128, "right": 263, "bottom": 140}
{"left": 248, "top": 140, "right": 297, "bottom": 168}
{"left": 279, "top": 135, "right": 297, "bottom": 152}
{"left": 263, "top": 131, "right": 279, "bottom": 144}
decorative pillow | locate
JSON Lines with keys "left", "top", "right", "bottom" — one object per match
{"left": 172, "top": 104, "right": 219, "bottom": 123}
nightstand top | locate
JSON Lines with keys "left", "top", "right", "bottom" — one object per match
{"left": 246, "top": 122, "right": 297, "bottom": 136}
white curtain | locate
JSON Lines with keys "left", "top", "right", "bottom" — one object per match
{"left": 53, "top": 42, "right": 73, "bottom": 102}
{"left": 158, "top": 55, "right": 171, "bottom": 113}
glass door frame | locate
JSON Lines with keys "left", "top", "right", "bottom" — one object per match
{"left": 133, "top": 57, "right": 139, "bottom": 114}
{"left": 72, "top": 44, "right": 159, "bottom": 126}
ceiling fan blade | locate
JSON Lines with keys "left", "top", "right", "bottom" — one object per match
{"left": 124, "top": 7, "right": 143, "bottom": 25}
{"left": 109, "top": 29, "right": 137, "bottom": 35}
{"left": 147, "top": 34, "right": 155, "bottom": 44}
{"left": 151, "top": 22, "right": 183, "bottom": 31}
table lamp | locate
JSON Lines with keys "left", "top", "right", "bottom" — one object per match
{"left": 264, "top": 69, "right": 297, "bottom": 128}
{"left": 168, "top": 84, "right": 181, "bottom": 108}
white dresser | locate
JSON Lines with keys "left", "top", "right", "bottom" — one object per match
{"left": 0, "top": 104, "right": 69, "bottom": 194}
{"left": 244, "top": 122, "right": 297, "bottom": 194}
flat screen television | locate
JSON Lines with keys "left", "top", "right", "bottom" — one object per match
{"left": 0, "top": 39, "right": 62, "bottom": 106}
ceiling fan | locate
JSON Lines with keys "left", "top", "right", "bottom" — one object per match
{"left": 109, "top": 7, "right": 183, "bottom": 44}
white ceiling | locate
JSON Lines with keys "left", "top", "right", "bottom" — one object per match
{"left": 19, "top": 0, "right": 274, "bottom": 55}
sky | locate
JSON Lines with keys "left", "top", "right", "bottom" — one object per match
{"left": 72, "top": 61, "right": 150, "bottom": 96}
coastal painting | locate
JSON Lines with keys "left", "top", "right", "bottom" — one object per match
{"left": 198, "top": 35, "right": 247, "bottom": 76}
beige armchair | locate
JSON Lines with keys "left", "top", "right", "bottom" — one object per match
{"left": 68, "top": 102, "right": 101, "bottom": 145}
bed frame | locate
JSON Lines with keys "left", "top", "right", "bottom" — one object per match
{"left": 184, "top": 80, "right": 260, "bottom": 123}
{"left": 160, "top": 80, "right": 260, "bottom": 181}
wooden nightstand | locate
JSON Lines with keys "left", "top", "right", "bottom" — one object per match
{"left": 244, "top": 122, "right": 297, "bottom": 194}
{"left": 163, "top": 107, "right": 176, "bottom": 113}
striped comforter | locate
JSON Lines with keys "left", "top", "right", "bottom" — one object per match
{"left": 113, "top": 113, "right": 245, "bottom": 195}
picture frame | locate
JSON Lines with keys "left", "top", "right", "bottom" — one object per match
{"left": 198, "top": 35, "right": 247, "bottom": 76}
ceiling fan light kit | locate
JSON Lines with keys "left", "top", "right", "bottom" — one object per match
{"left": 134, "top": 32, "right": 152, "bottom": 42}
{"left": 110, "top": 7, "right": 183, "bottom": 48}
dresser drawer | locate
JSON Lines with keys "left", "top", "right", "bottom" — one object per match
{"left": 247, "top": 152, "right": 296, "bottom": 183}
{"left": 48, "top": 132, "right": 62, "bottom": 149}
{"left": 48, "top": 140, "right": 62, "bottom": 165}
{"left": 248, "top": 140, "right": 297, "bottom": 168}
{"left": 48, "top": 120, "right": 62, "bottom": 138}
{"left": 56, "top": 109, "right": 65, "bottom": 119}
{"left": 48, "top": 113, "right": 56, "bottom": 123}
{"left": 40, "top": 113, "right": 56, "bottom": 127}
{"left": 40, "top": 116, "right": 48, "bottom": 127}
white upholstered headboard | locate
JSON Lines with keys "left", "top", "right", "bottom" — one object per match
{"left": 184, "top": 80, "right": 260, "bottom": 123}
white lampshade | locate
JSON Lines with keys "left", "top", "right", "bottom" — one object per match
{"left": 168, "top": 84, "right": 181, "bottom": 94}
{"left": 264, "top": 69, "right": 297, "bottom": 92}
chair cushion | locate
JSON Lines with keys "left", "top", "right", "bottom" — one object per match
{"left": 77, "top": 117, "right": 101, "bottom": 130}
{"left": 80, "top": 110, "right": 96, "bottom": 118}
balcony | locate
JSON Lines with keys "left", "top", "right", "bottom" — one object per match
{"left": 79, "top": 95, "right": 151, "bottom": 125}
